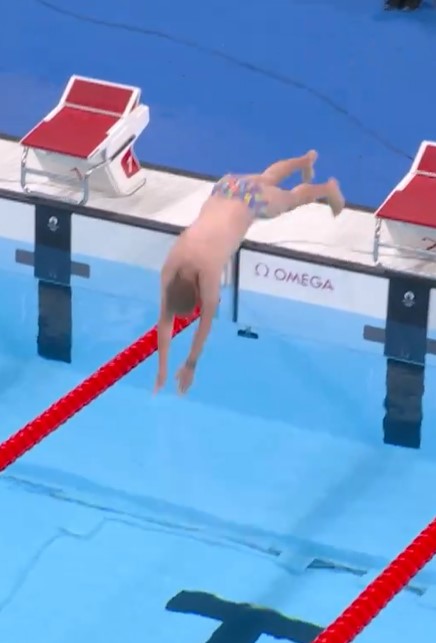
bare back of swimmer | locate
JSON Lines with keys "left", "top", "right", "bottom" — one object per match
{"left": 155, "top": 150, "right": 345, "bottom": 394}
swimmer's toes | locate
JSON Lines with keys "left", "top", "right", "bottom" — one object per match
{"left": 307, "top": 149, "right": 318, "bottom": 164}
{"left": 302, "top": 150, "right": 318, "bottom": 183}
{"left": 327, "top": 179, "right": 345, "bottom": 217}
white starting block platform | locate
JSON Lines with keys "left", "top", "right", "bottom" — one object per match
{"left": 374, "top": 140, "right": 436, "bottom": 266}
{"left": 20, "top": 75, "right": 150, "bottom": 205}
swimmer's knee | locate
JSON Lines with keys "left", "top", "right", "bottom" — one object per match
{"left": 258, "top": 172, "right": 277, "bottom": 186}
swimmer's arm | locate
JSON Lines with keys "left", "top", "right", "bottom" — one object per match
{"left": 157, "top": 307, "right": 173, "bottom": 370}
{"left": 185, "top": 307, "right": 215, "bottom": 369}
{"left": 157, "top": 266, "right": 175, "bottom": 376}
{"left": 185, "top": 276, "right": 220, "bottom": 368}
{"left": 157, "top": 298, "right": 173, "bottom": 376}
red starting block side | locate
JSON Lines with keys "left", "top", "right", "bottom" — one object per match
{"left": 376, "top": 141, "right": 436, "bottom": 229}
{"left": 21, "top": 76, "right": 141, "bottom": 160}
{"left": 412, "top": 140, "right": 436, "bottom": 175}
{"left": 64, "top": 77, "right": 135, "bottom": 115}
{"left": 19, "top": 74, "right": 150, "bottom": 205}
{"left": 21, "top": 108, "right": 118, "bottom": 159}
{"left": 376, "top": 174, "right": 436, "bottom": 228}
{"left": 373, "top": 140, "right": 436, "bottom": 264}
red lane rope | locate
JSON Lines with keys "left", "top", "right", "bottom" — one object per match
{"left": 313, "top": 517, "right": 436, "bottom": 643}
{"left": 0, "top": 308, "right": 200, "bottom": 472}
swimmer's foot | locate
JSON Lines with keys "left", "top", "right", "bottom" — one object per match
{"left": 326, "top": 178, "right": 345, "bottom": 217}
{"left": 301, "top": 150, "right": 318, "bottom": 183}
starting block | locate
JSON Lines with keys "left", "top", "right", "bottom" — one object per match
{"left": 374, "top": 141, "right": 436, "bottom": 264}
{"left": 20, "top": 75, "right": 150, "bottom": 205}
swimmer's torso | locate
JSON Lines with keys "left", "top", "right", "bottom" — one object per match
{"left": 187, "top": 175, "right": 271, "bottom": 256}
{"left": 164, "top": 175, "right": 273, "bottom": 280}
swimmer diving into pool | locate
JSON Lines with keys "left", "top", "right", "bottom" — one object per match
{"left": 155, "top": 150, "right": 344, "bottom": 395}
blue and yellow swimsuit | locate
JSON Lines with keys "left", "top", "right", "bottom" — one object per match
{"left": 211, "top": 175, "right": 269, "bottom": 218}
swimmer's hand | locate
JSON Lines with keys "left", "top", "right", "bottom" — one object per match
{"left": 154, "top": 368, "right": 167, "bottom": 394}
{"left": 176, "top": 360, "right": 196, "bottom": 395}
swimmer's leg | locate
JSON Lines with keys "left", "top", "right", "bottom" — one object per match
{"left": 259, "top": 151, "right": 318, "bottom": 185}
{"left": 266, "top": 178, "right": 345, "bottom": 217}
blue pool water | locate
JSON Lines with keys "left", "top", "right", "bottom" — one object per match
{"left": 1, "top": 239, "right": 436, "bottom": 642}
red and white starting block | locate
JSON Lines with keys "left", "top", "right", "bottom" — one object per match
{"left": 374, "top": 140, "right": 436, "bottom": 263}
{"left": 20, "top": 75, "right": 150, "bottom": 205}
